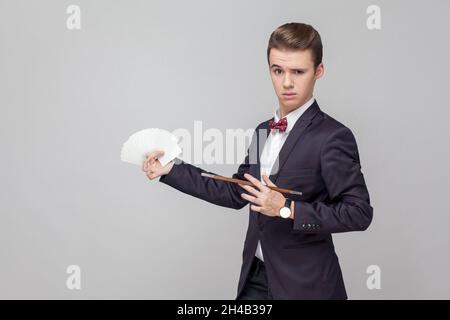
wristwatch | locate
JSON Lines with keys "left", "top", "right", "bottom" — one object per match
{"left": 279, "top": 198, "right": 292, "bottom": 219}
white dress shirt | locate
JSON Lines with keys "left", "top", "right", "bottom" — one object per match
{"left": 255, "top": 96, "right": 316, "bottom": 261}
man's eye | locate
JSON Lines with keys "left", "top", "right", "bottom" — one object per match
{"left": 294, "top": 70, "right": 304, "bottom": 74}
{"left": 274, "top": 69, "right": 282, "bottom": 74}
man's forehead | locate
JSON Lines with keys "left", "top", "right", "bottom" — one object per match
{"left": 269, "top": 48, "right": 313, "bottom": 68}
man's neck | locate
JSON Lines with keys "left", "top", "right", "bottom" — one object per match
{"left": 279, "top": 96, "right": 313, "bottom": 118}
{"left": 279, "top": 107, "right": 295, "bottom": 119}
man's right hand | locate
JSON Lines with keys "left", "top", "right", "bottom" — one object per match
{"left": 142, "top": 150, "right": 175, "bottom": 181}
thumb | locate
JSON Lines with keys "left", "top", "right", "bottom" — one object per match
{"left": 262, "top": 174, "right": 277, "bottom": 187}
{"left": 146, "top": 149, "right": 164, "bottom": 159}
{"left": 155, "top": 149, "right": 165, "bottom": 158}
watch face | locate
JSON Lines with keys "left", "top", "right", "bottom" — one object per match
{"left": 280, "top": 207, "right": 291, "bottom": 218}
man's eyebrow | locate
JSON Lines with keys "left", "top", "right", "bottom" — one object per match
{"left": 270, "top": 64, "right": 307, "bottom": 71}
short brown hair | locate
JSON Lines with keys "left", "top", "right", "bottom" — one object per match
{"left": 267, "top": 22, "right": 323, "bottom": 69}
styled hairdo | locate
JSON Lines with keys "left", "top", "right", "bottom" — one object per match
{"left": 267, "top": 22, "right": 323, "bottom": 69}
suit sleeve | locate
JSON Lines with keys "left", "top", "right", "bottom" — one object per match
{"left": 157, "top": 129, "right": 258, "bottom": 210}
{"left": 292, "top": 127, "right": 373, "bottom": 233}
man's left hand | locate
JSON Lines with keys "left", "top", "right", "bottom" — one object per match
{"left": 239, "top": 173, "right": 285, "bottom": 217}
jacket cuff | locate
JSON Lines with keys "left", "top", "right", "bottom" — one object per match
{"left": 292, "top": 201, "right": 322, "bottom": 232}
{"left": 158, "top": 158, "right": 184, "bottom": 187}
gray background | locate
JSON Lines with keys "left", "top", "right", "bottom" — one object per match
{"left": 1, "top": 0, "right": 449, "bottom": 299}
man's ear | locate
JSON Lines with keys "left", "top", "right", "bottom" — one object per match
{"left": 314, "top": 63, "right": 324, "bottom": 80}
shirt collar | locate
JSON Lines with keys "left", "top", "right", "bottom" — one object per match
{"left": 273, "top": 96, "right": 316, "bottom": 133}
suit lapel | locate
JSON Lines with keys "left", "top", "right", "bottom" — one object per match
{"left": 256, "top": 100, "right": 321, "bottom": 184}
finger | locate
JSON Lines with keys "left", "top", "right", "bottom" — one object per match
{"left": 250, "top": 204, "right": 262, "bottom": 212}
{"left": 153, "top": 149, "right": 165, "bottom": 159}
{"left": 145, "top": 157, "right": 156, "bottom": 171}
{"left": 143, "top": 154, "right": 152, "bottom": 169}
{"left": 146, "top": 149, "right": 165, "bottom": 161}
{"left": 144, "top": 166, "right": 153, "bottom": 175}
{"left": 146, "top": 171, "right": 155, "bottom": 180}
{"left": 244, "top": 173, "right": 269, "bottom": 192}
{"left": 143, "top": 155, "right": 154, "bottom": 171}
{"left": 240, "top": 193, "right": 261, "bottom": 205}
{"left": 145, "top": 154, "right": 160, "bottom": 170}
{"left": 240, "top": 184, "right": 262, "bottom": 197}
{"left": 262, "top": 174, "right": 277, "bottom": 187}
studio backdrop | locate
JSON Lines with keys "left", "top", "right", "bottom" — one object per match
{"left": 1, "top": 0, "right": 449, "bottom": 299}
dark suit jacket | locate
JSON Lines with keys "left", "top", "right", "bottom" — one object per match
{"left": 159, "top": 99, "right": 373, "bottom": 299}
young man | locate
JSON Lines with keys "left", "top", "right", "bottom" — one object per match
{"left": 143, "top": 22, "right": 373, "bottom": 300}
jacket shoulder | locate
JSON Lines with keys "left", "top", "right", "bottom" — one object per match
{"left": 315, "top": 109, "right": 355, "bottom": 140}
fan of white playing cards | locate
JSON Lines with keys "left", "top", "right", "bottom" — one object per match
{"left": 120, "top": 128, "right": 182, "bottom": 167}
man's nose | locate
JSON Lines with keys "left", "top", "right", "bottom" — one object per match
{"left": 283, "top": 75, "right": 293, "bottom": 88}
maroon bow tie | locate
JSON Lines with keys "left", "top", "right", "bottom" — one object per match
{"left": 269, "top": 117, "right": 288, "bottom": 133}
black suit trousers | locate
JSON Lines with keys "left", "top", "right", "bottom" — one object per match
{"left": 235, "top": 256, "right": 273, "bottom": 300}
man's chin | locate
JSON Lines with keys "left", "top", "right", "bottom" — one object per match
{"left": 279, "top": 99, "right": 300, "bottom": 109}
